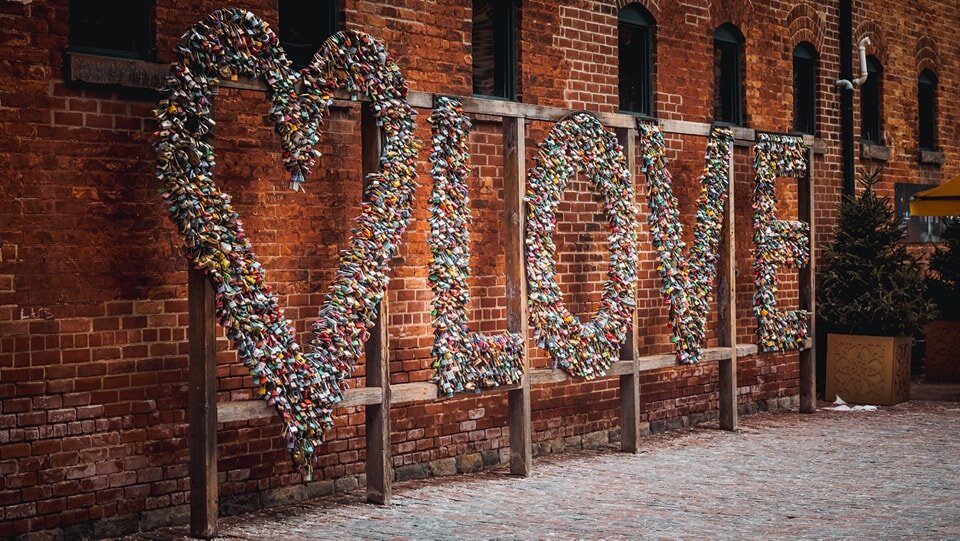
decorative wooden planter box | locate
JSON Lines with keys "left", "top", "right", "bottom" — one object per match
{"left": 826, "top": 334, "right": 912, "bottom": 405}
{"left": 924, "top": 320, "right": 960, "bottom": 383}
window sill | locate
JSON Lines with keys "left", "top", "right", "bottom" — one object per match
{"left": 618, "top": 110, "right": 655, "bottom": 120}
{"left": 471, "top": 93, "right": 519, "bottom": 103}
{"left": 65, "top": 51, "right": 167, "bottom": 91}
{"left": 919, "top": 149, "right": 945, "bottom": 165}
{"left": 860, "top": 142, "right": 890, "bottom": 162}
{"left": 712, "top": 120, "right": 744, "bottom": 128}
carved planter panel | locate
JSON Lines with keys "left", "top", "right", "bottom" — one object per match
{"left": 925, "top": 320, "right": 960, "bottom": 383}
{"left": 826, "top": 334, "right": 912, "bottom": 405}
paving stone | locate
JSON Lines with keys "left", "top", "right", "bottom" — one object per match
{"left": 124, "top": 401, "right": 960, "bottom": 540}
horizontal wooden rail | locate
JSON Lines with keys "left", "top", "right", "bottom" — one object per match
{"left": 66, "top": 52, "right": 823, "bottom": 149}
{"left": 220, "top": 77, "right": 815, "bottom": 145}
{"left": 217, "top": 340, "right": 813, "bottom": 424}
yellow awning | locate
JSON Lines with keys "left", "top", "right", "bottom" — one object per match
{"left": 910, "top": 172, "right": 960, "bottom": 217}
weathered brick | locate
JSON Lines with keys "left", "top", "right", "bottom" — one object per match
{"left": 1, "top": 0, "right": 953, "bottom": 536}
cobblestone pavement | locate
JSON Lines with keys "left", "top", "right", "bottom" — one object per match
{"left": 134, "top": 400, "right": 960, "bottom": 540}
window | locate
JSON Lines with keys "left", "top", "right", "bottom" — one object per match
{"left": 792, "top": 42, "right": 817, "bottom": 135}
{"left": 472, "top": 0, "right": 518, "bottom": 100}
{"left": 69, "top": 0, "right": 152, "bottom": 60}
{"left": 279, "top": 0, "right": 339, "bottom": 70}
{"left": 860, "top": 56, "right": 883, "bottom": 144}
{"left": 713, "top": 23, "right": 745, "bottom": 125}
{"left": 918, "top": 69, "right": 938, "bottom": 150}
{"left": 618, "top": 4, "right": 655, "bottom": 115}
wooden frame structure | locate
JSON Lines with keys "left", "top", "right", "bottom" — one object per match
{"left": 186, "top": 80, "right": 819, "bottom": 537}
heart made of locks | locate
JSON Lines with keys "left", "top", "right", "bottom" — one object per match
{"left": 154, "top": 8, "right": 419, "bottom": 467}
{"left": 525, "top": 113, "right": 639, "bottom": 379}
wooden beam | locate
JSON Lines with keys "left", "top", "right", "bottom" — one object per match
{"left": 361, "top": 106, "right": 392, "bottom": 505}
{"left": 527, "top": 345, "right": 761, "bottom": 385}
{"left": 615, "top": 126, "right": 641, "bottom": 454}
{"left": 188, "top": 267, "right": 218, "bottom": 538}
{"left": 718, "top": 138, "right": 738, "bottom": 431}
{"left": 798, "top": 146, "right": 817, "bottom": 413}
{"left": 503, "top": 116, "right": 532, "bottom": 477}
{"left": 391, "top": 382, "right": 437, "bottom": 404}
{"left": 217, "top": 387, "right": 383, "bottom": 423}
{"left": 79, "top": 54, "right": 826, "bottom": 145}
{"left": 216, "top": 338, "right": 776, "bottom": 425}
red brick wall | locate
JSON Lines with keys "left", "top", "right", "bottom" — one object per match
{"left": 2, "top": 0, "right": 958, "bottom": 536}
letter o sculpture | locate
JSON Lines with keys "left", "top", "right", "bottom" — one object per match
{"left": 525, "top": 113, "right": 639, "bottom": 379}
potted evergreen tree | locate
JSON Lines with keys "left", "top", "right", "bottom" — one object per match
{"left": 818, "top": 167, "right": 936, "bottom": 405}
{"left": 924, "top": 218, "right": 960, "bottom": 382}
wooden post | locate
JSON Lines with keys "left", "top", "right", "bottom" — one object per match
{"left": 798, "top": 146, "right": 817, "bottom": 413}
{"left": 616, "top": 126, "right": 641, "bottom": 453}
{"left": 188, "top": 267, "right": 218, "bottom": 538}
{"left": 503, "top": 116, "right": 532, "bottom": 476}
{"left": 362, "top": 105, "right": 392, "bottom": 503}
{"left": 717, "top": 138, "right": 738, "bottom": 431}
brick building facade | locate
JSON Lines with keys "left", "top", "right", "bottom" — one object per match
{"left": 1, "top": 0, "right": 957, "bottom": 537}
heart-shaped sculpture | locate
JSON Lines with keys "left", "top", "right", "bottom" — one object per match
{"left": 154, "top": 8, "right": 420, "bottom": 467}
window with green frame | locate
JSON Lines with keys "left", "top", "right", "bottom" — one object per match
{"left": 860, "top": 56, "right": 883, "bottom": 144}
{"left": 618, "top": 3, "right": 655, "bottom": 115}
{"left": 472, "top": 0, "right": 518, "bottom": 100}
{"left": 792, "top": 42, "right": 818, "bottom": 135}
{"left": 713, "top": 23, "right": 745, "bottom": 126}
{"left": 918, "top": 69, "right": 938, "bottom": 151}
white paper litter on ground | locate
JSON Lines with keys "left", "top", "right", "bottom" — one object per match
{"left": 824, "top": 395, "right": 878, "bottom": 412}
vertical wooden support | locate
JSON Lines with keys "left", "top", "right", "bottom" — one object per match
{"left": 798, "top": 146, "right": 817, "bottom": 413}
{"left": 616, "top": 126, "right": 641, "bottom": 453}
{"left": 503, "top": 116, "right": 532, "bottom": 476}
{"left": 362, "top": 105, "right": 392, "bottom": 503}
{"left": 188, "top": 267, "right": 218, "bottom": 538}
{"left": 717, "top": 138, "right": 738, "bottom": 431}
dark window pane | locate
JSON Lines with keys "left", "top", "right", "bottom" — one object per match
{"left": 473, "top": 0, "right": 516, "bottom": 99}
{"left": 280, "top": 0, "right": 339, "bottom": 70}
{"left": 793, "top": 43, "right": 817, "bottom": 134}
{"left": 918, "top": 70, "right": 937, "bottom": 150}
{"left": 861, "top": 56, "right": 882, "bottom": 143}
{"left": 618, "top": 4, "right": 654, "bottom": 115}
{"left": 69, "top": 0, "right": 152, "bottom": 59}
{"left": 713, "top": 24, "right": 743, "bottom": 125}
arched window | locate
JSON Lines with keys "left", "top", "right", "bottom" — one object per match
{"left": 860, "top": 55, "right": 883, "bottom": 144}
{"left": 618, "top": 4, "right": 655, "bottom": 115}
{"left": 713, "top": 23, "right": 745, "bottom": 125}
{"left": 918, "top": 69, "right": 938, "bottom": 150}
{"left": 473, "top": 0, "right": 518, "bottom": 100}
{"left": 792, "top": 42, "right": 818, "bottom": 135}
{"left": 279, "top": 0, "right": 339, "bottom": 70}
